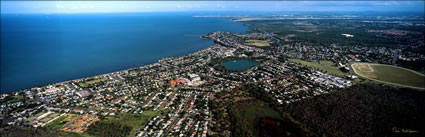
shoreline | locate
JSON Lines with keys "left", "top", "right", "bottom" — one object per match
{"left": 0, "top": 13, "right": 248, "bottom": 94}
{"left": 1, "top": 37, "right": 217, "bottom": 94}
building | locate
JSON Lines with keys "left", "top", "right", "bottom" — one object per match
{"left": 77, "top": 90, "right": 91, "bottom": 98}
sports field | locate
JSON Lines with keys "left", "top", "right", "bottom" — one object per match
{"left": 351, "top": 63, "right": 425, "bottom": 89}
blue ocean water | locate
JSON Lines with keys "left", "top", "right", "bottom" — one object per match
{"left": 0, "top": 12, "right": 247, "bottom": 93}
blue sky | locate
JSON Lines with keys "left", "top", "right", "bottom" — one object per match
{"left": 1, "top": 1, "right": 424, "bottom": 14}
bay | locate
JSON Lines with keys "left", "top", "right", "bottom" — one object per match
{"left": 0, "top": 12, "right": 247, "bottom": 93}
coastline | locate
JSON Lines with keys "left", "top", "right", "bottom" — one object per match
{"left": 1, "top": 37, "right": 217, "bottom": 94}
{"left": 0, "top": 14, "right": 247, "bottom": 93}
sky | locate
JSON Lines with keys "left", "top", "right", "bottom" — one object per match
{"left": 1, "top": 1, "right": 424, "bottom": 14}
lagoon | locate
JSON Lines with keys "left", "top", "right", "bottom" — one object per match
{"left": 221, "top": 59, "right": 261, "bottom": 71}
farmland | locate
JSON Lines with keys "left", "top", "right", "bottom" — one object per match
{"left": 351, "top": 63, "right": 425, "bottom": 89}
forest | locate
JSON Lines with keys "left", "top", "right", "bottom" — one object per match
{"left": 282, "top": 84, "right": 425, "bottom": 137}
{"left": 243, "top": 19, "right": 424, "bottom": 49}
{"left": 212, "top": 83, "right": 425, "bottom": 137}
{"left": 86, "top": 122, "right": 131, "bottom": 137}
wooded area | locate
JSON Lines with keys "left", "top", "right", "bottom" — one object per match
{"left": 86, "top": 122, "right": 131, "bottom": 137}
{"left": 283, "top": 84, "right": 425, "bottom": 137}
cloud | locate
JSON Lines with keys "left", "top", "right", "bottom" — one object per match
{"left": 372, "top": 1, "right": 399, "bottom": 6}
{"left": 176, "top": 4, "right": 201, "bottom": 9}
{"left": 216, "top": 4, "right": 225, "bottom": 8}
{"left": 384, "top": 1, "right": 399, "bottom": 6}
{"left": 55, "top": 5, "right": 64, "bottom": 8}
{"left": 1, "top": 1, "right": 423, "bottom": 14}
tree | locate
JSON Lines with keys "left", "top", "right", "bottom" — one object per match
{"left": 87, "top": 122, "right": 131, "bottom": 137}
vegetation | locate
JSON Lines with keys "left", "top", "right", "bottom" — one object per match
{"left": 1, "top": 127, "right": 61, "bottom": 137}
{"left": 244, "top": 40, "right": 271, "bottom": 47}
{"left": 78, "top": 78, "right": 106, "bottom": 88}
{"left": 211, "top": 88, "right": 305, "bottom": 137}
{"left": 210, "top": 90, "right": 253, "bottom": 137}
{"left": 352, "top": 63, "right": 425, "bottom": 88}
{"left": 43, "top": 114, "right": 92, "bottom": 137}
{"left": 38, "top": 109, "right": 167, "bottom": 137}
{"left": 86, "top": 122, "right": 131, "bottom": 137}
{"left": 40, "top": 113, "right": 60, "bottom": 123}
{"left": 283, "top": 84, "right": 425, "bottom": 137}
{"left": 244, "top": 19, "right": 424, "bottom": 48}
{"left": 398, "top": 59, "right": 425, "bottom": 74}
{"left": 289, "top": 59, "right": 347, "bottom": 77}
{"left": 214, "top": 82, "right": 425, "bottom": 137}
{"left": 229, "top": 103, "right": 284, "bottom": 137}
{"left": 27, "top": 111, "right": 47, "bottom": 121}
{"left": 0, "top": 94, "right": 25, "bottom": 104}
{"left": 44, "top": 115, "right": 68, "bottom": 131}
{"left": 86, "top": 110, "right": 166, "bottom": 137}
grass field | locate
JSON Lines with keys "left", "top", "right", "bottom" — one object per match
{"left": 40, "top": 113, "right": 60, "bottom": 123}
{"left": 98, "top": 110, "right": 168, "bottom": 137}
{"left": 45, "top": 114, "right": 80, "bottom": 130}
{"left": 44, "top": 110, "right": 166, "bottom": 137}
{"left": 289, "top": 59, "right": 347, "bottom": 77}
{"left": 45, "top": 115, "right": 68, "bottom": 131}
{"left": 27, "top": 111, "right": 47, "bottom": 121}
{"left": 78, "top": 78, "right": 106, "bottom": 87}
{"left": 64, "top": 114, "right": 80, "bottom": 122}
{"left": 44, "top": 114, "right": 94, "bottom": 137}
{"left": 351, "top": 63, "right": 425, "bottom": 89}
{"left": 244, "top": 40, "right": 271, "bottom": 47}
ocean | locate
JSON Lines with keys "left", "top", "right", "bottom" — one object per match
{"left": 0, "top": 12, "right": 247, "bottom": 93}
